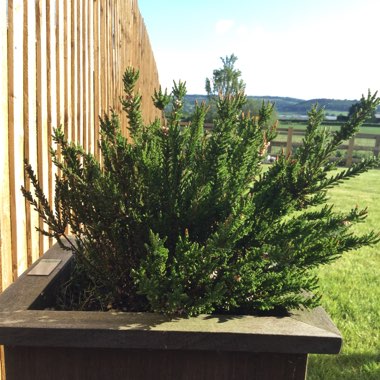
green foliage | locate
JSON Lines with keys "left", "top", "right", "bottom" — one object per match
{"left": 242, "top": 98, "right": 279, "bottom": 128}
{"left": 203, "top": 55, "right": 278, "bottom": 125}
{"left": 22, "top": 67, "right": 380, "bottom": 316}
{"left": 348, "top": 96, "right": 377, "bottom": 122}
{"left": 205, "top": 54, "right": 245, "bottom": 98}
{"left": 204, "top": 54, "right": 246, "bottom": 123}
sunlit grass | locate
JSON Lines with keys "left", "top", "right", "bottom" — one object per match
{"left": 307, "top": 169, "right": 380, "bottom": 380}
{"left": 280, "top": 122, "right": 380, "bottom": 135}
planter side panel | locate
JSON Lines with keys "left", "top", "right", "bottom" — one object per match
{"left": 5, "top": 346, "right": 307, "bottom": 380}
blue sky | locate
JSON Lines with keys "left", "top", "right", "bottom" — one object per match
{"left": 138, "top": 0, "right": 380, "bottom": 100}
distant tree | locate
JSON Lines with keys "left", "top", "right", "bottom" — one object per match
{"left": 243, "top": 98, "right": 278, "bottom": 127}
{"left": 205, "top": 54, "right": 245, "bottom": 98}
{"left": 204, "top": 55, "right": 277, "bottom": 126}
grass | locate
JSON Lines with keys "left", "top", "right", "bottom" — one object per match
{"left": 279, "top": 121, "right": 380, "bottom": 135}
{"left": 307, "top": 169, "right": 380, "bottom": 380}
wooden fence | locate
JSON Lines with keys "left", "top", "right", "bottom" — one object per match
{"left": 269, "top": 128, "right": 380, "bottom": 165}
{"left": 0, "top": 0, "right": 161, "bottom": 296}
{"left": 184, "top": 123, "right": 380, "bottom": 165}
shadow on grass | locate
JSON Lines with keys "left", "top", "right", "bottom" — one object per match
{"left": 308, "top": 352, "right": 380, "bottom": 380}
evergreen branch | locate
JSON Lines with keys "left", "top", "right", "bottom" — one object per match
{"left": 332, "top": 91, "right": 380, "bottom": 146}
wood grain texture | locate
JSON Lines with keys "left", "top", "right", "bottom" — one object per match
{"left": 4, "top": 346, "right": 308, "bottom": 380}
{"left": 0, "top": 0, "right": 161, "bottom": 293}
{"left": 0, "top": 0, "right": 12, "bottom": 291}
{"left": 9, "top": 0, "right": 28, "bottom": 280}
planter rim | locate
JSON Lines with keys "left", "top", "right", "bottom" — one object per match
{"left": 0, "top": 243, "right": 342, "bottom": 354}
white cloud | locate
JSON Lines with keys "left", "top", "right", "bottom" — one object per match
{"left": 215, "top": 19, "right": 235, "bottom": 35}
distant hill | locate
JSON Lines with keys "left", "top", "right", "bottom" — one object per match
{"left": 249, "top": 97, "right": 356, "bottom": 114}
{"left": 184, "top": 95, "right": 380, "bottom": 117}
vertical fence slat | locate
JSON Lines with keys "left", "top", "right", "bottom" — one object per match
{"left": 93, "top": 0, "right": 101, "bottom": 159}
{"left": 9, "top": 0, "right": 28, "bottom": 279}
{"left": 77, "top": 0, "right": 83, "bottom": 146}
{"left": 46, "top": 0, "right": 57, "bottom": 248}
{"left": 107, "top": 0, "right": 112, "bottom": 111}
{"left": 100, "top": 0, "right": 108, "bottom": 115}
{"left": 70, "top": 0, "right": 77, "bottom": 143}
{"left": 88, "top": 0, "right": 94, "bottom": 155}
{"left": 119, "top": 0, "right": 126, "bottom": 136}
{"left": 36, "top": 0, "right": 50, "bottom": 254}
{"left": 105, "top": 0, "right": 108, "bottom": 112}
{"left": 57, "top": 0, "right": 65, "bottom": 129}
{"left": 63, "top": 0, "right": 72, "bottom": 140}
{"left": 0, "top": 0, "right": 13, "bottom": 291}
{"left": 23, "top": 0, "right": 32, "bottom": 268}
{"left": 107, "top": 0, "right": 112, "bottom": 110}
{"left": 26, "top": 0, "right": 40, "bottom": 264}
{"left": 82, "top": 0, "right": 88, "bottom": 151}
{"left": 7, "top": 0, "right": 17, "bottom": 282}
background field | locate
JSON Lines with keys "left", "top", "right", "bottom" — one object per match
{"left": 270, "top": 122, "right": 380, "bottom": 164}
{"left": 307, "top": 169, "right": 380, "bottom": 380}
{"left": 279, "top": 121, "right": 380, "bottom": 135}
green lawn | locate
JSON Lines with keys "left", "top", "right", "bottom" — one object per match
{"left": 307, "top": 169, "right": 380, "bottom": 380}
{"left": 279, "top": 121, "right": 380, "bottom": 135}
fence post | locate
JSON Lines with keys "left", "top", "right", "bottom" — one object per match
{"left": 286, "top": 127, "right": 293, "bottom": 156}
{"left": 346, "top": 137, "right": 355, "bottom": 166}
{"left": 374, "top": 136, "right": 380, "bottom": 158}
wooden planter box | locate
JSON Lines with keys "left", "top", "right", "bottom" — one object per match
{"left": 0, "top": 243, "right": 342, "bottom": 380}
